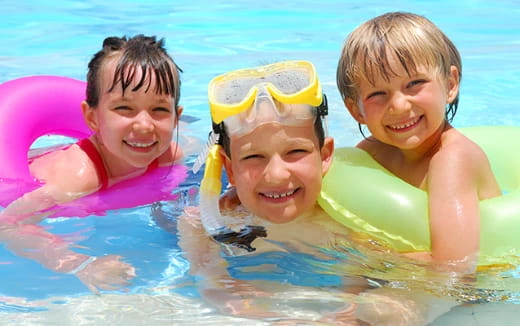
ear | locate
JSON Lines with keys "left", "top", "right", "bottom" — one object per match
{"left": 81, "top": 101, "right": 98, "bottom": 132}
{"left": 220, "top": 147, "right": 235, "bottom": 185}
{"left": 175, "top": 105, "right": 184, "bottom": 122}
{"left": 345, "top": 98, "right": 366, "bottom": 124}
{"left": 320, "top": 137, "right": 334, "bottom": 176}
{"left": 447, "top": 65, "right": 460, "bottom": 103}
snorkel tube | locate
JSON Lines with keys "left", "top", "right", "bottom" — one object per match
{"left": 198, "top": 143, "right": 267, "bottom": 255}
{"left": 198, "top": 144, "right": 224, "bottom": 234}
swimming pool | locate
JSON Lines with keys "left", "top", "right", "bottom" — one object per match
{"left": 1, "top": 0, "right": 519, "bottom": 324}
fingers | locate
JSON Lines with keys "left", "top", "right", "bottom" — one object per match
{"left": 76, "top": 256, "right": 136, "bottom": 294}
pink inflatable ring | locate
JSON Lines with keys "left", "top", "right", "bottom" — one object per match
{"left": 0, "top": 75, "right": 187, "bottom": 217}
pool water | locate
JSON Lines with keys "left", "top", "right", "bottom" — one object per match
{"left": 1, "top": 0, "right": 519, "bottom": 325}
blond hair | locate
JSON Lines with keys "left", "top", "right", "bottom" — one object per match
{"left": 336, "top": 12, "right": 461, "bottom": 119}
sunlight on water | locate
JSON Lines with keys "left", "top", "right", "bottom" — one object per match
{"left": 0, "top": 0, "right": 519, "bottom": 325}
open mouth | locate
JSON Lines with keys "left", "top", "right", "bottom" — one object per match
{"left": 123, "top": 140, "right": 158, "bottom": 149}
{"left": 260, "top": 188, "right": 299, "bottom": 200}
{"left": 387, "top": 115, "right": 423, "bottom": 132}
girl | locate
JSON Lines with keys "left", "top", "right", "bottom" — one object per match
{"left": 3, "top": 34, "right": 183, "bottom": 218}
{"left": 0, "top": 34, "right": 184, "bottom": 292}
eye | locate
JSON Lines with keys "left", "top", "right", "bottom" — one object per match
{"left": 241, "top": 153, "right": 263, "bottom": 161}
{"left": 288, "top": 148, "right": 309, "bottom": 155}
{"left": 407, "top": 79, "right": 426, "bottom": 88}
{"left": 153, "top": 106, "right": 171, "bottom": 113}
{"left": 114, "top": 105, "right": 131, "bottom": 111}
{"left": 366, "top": 91, "right": 385, "bottom": 100}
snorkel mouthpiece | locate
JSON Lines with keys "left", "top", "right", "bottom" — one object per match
{"left": 212, "top": 225, "right": 267, "bottom": 252}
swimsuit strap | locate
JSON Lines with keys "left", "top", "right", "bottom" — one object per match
{"left": 77, "top": 138, "right": 109, "bottom": 190}
{"left": 146, "top": 158, "right": 160, "bottom": 172}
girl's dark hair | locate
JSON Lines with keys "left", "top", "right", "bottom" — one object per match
{"left": 85, "top": 34, "right": 182, "bottom": 110}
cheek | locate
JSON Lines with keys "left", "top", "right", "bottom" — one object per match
{"left": 229, "top": 164, "right": 252, "bottom": 188}
{"left": 361, "top": 103, "right": 382, "bottom": 119}
{"left": 158, "top": 118, "right": 176, "bottom": 132}
{"left": 298, "top": 158, "right": 324, "bottom": 183}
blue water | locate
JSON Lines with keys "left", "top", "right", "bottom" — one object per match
{"left": 0, "top": 0, "right": 519, "bottom": 324}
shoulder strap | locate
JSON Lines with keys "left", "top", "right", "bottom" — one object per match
{"left": 146, "top": 158, "right": 160, "bottom": 172}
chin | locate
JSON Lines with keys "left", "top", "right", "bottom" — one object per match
{"left": 259, "top": 210, "right": 301, "bottom": 224}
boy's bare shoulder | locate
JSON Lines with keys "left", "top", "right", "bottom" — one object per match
{"left": 436, "top": 128, "right": 489, "bottom": 166}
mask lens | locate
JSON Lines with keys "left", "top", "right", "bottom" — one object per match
{"left": 213, "top": 77, "right": 263, "bottom": 105}
{"left": 266, "top": 69, "right": 311, "bottom": 95}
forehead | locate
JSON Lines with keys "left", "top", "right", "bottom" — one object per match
{"left": 99, "top": 53, "right": 158, "bottom": 92}
{"left": 356, "top": 43, "right": 445, "bottom": 89}
{"left": 230, "top": 121, "right": 317, "bottom": 152}
{"left": 99, "top": 54, "right": 121, "bottom": 89}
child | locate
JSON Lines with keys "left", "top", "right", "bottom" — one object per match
{"left": 336, "top": 12, "right": 501, "bottom": 271}
{"left": 178, "top": 60, "right": 354, "bottom": 319}
{"left": 3, "top": 34, "right": 183, "bottom": 218}
{"left": 0, "top": 34, "right": 183, "bottom": 292}
{"left": 176, "top": 60, "right": 449, "bottom": 324}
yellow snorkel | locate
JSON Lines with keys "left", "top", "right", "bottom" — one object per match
{"left": 198, "top": 144, "right": 224, "bottom": 233}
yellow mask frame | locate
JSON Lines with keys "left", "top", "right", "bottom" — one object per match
{"left": 208, "top": 60, "right": 323, "bottom": 124}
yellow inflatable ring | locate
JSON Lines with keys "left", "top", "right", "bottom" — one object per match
{"left": 318, "top": 126, "right": 520, "bottom": 266}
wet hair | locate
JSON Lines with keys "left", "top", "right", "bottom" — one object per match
{"left": 216, "top": 105, "right": 327, "bottom": 158}
{"left": 336, "top": 12, "right": 461, "bottom": 122}
{"left": 85, "top": 34, "right": 182, "bottom": 112}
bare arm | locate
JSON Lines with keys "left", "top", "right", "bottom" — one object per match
{"left": 178, "top": 207, "right": 288, "bottom": 318}
{"left": 1, "top": 184, "right": 85, "bottom": 219}
{"left": 427, "top": 143, "right": 483, "bottom": 271}
{"left": 0, "top": 221, "right": 135, "bottom": 292}
{"left": 0, "top": 144, "right": 139, "bottom": 292}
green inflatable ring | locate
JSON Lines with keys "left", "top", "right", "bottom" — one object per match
{"left": 318, "top": 126, "right": 520, "bottom": 266}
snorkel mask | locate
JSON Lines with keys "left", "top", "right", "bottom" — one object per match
{"left": 194, "top": 60, "right": 328, "bottom": 255}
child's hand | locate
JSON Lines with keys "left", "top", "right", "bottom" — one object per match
{"left": 75, "top": 255, "right": 135, "bottom": 294}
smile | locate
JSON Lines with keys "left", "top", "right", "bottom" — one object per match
{"left": 387, "top": 116, "right": 422, "bottom": 131}
{"left": 123, "top": 140, "right": 158, "bottom": 148}
{"left": 261, "top": 188, "right": 299, "bottom": 199}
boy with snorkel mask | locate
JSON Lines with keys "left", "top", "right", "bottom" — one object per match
{"left": 177, "top": 60, "right": 370, "bottom": 322}
{"left": 195, "top": 60, "right": 334, "bottom": 254}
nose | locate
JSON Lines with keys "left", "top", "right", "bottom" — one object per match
{"left": 263, "top": 155, "right": 290, "bottom": 184}
{"left": 251, "top": 86, "right": 279, "bottom": 123}
{"left": 389, "top": 91, "right": 411, "bottom": 114}
{"left": 133, "top": 111, "right": 155, "bottom": 133}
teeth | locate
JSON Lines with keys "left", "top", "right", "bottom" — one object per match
{"left": 263, "top": 189, "right": 296, "bottom": 199}
{"left": 390, "top": 117, "right": 420, "bottom": 130}
{"left": 126, "top": 141, "right": 155, "bottom": 148}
